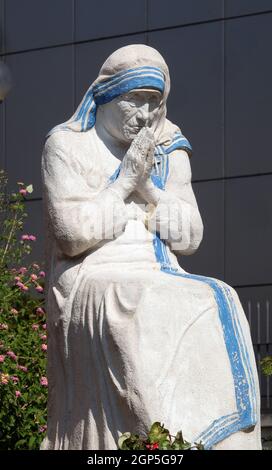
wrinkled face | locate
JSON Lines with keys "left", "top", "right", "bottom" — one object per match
{"left": 99, "top": 89, "right": 163, "bottom": 144}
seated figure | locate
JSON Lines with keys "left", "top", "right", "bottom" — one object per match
{"left": 41, "top": 44, "right": 261, "bottom": 450}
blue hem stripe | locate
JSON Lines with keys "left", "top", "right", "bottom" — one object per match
{"left": 222, "top": 285, "right": 257, "bottom": 423}
{"left": 195, "top": 413, "right": 238, "bottom": 442}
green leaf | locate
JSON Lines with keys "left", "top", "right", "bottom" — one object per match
{"left": 161, "top": 440, "right": 172, "bottom": 450}
{"left": 118, "top": 432, "right": 131, "bottom": 449}
{"left": 194, "top": 441, "right": 205, "bottom": 450}
{"left": 174, "top": 430, "right": 184, "bottom": 444}
{"left": 14, "top": 439, "right": 27, "bottom": 449}
{"left": 260, "top": 356, "right": 272, "bottom": 376}
{"left": 28, "top": 435, "right": 36, "bottom": 449}
{"left": 172, "top": 430, "right": 192, "bottom": 449}
{"left": 148, "top": 422, "right": 169, "bottom": 444}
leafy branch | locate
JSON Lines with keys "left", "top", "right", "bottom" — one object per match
{"left": 261, "top": 356, "right": 272, "bottom": 377}
{"left": 118, "top": 422, "right": 204, "bottom": 450}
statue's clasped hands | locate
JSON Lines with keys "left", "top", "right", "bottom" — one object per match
{"left": 111, "top": 127, "right": 160, "bottom": 207}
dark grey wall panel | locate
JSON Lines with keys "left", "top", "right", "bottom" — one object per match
{"left": 0, "top": 103, "right": 4, "bottom": 168}
{"left": 225, "top": 175, "right": 272, "bottom": 286}
{"left": 225, "top": 1, "right": 272, "bottom": 17}
{"left": 5, "top": 46, "right": 74, "bottom": 198}
{"left": 75, "top": 34, "right": 146, "bottom": 103}
{"left": 24, "top": 199, "right": 45, "bottom": 264}
{"left": 236, "top": 285, "right": 272, "bottom": 345}
{"left": 0, "top": 0, "right": 4, "bottom": 54}
{"left": 75, "top": 0, "right": 146, "bottom": 42}
{"left": 148, "top": 0, "right": 223, "bottom": 29}
{"left": 4, "top": 0, "right": 73, "bottom": 53}
{"left": 236, "top": 285, "right": 272, "bottom": 413}
{"left": 149, "top": 23, "right": 224, "bottom": 181}
{"left": 180, "top": 180, "right": 225, "bottom": 279}
{"left": 225, "top": 14, "right": 272, "bottom": 177}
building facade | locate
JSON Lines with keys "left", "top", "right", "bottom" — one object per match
{"left": 0, "top": 0, "right": 271, "bottom": 418}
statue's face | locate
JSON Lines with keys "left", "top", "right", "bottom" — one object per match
{"left": 99, "top": 89, "right": 162, "bottom": 144}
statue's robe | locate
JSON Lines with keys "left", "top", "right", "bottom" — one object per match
{"left": 41, "top": 127, "right": 261, "bottom": 450}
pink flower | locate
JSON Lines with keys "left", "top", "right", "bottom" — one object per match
{"left": 11, "top": 376, "right": 19, "bottom": 383}
{"left": 40, "top": 376, "right": 48, "bottom": 387}
{"left": 36, "top": 307, "right": 45, "bottom": 316}
{"left": 41, "top": 344, "right": 47, "bottom": 352}
{"left": 32, "top": 324, "right": 39, "bottom": 331}
{"left": 19, "top": 267, "right": 27, "bottom": 274}
{"left": 19, "top": 188, "right": 27, "bottom": 196}
{"left": 42, "top": 324, "right": 47, "bottom": 330}
{"left": 32, "top": 264, "right": 40, "bottom": 270}
{"left": 16, "top": 281, "right": 24, "bottom": 288}
{"left": 28, "top": 235, "right": 36, "bottom": 241}
{"left": 21, "top": 234, "right": 30, "bottom": 241}
{"left": 0, "top": 355, "right": 6, "bottom": 363}
{"left": 17, "top": 365, "right": 28, "bottom": 372}
{"left": 36, "top": 285, "right": 44, "bottom": 293}
{"left": 14, "top": 276, "right": 21, "bottom": 281}
{"left": 30, "top": 274, "right": 38, "bottom": 281}
{"left": 16, "top": 281, "right": 29, "bottom": 291}
{"left": 40, "top": 334, "right": 47, "bottom": 341}
{"left": 39, "top": 271, "right": 46, "bottom": 278}
{"left": 0, "top": 323, "right": 8, "bottom": 330}
{"left": 15, "top": 390, "right": 21, "bottom": 397}
{"left": 7, "top": 351, "right": 17, "bottom": 361}
{"left": 38, "top": 424, "right": 47, "bottom": 433}
{"left": 11, "top": 308, "right": 19, "bottom": 314}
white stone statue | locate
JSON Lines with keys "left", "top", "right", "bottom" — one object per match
{"left": 41, "top": 44, "right": 261, "bottom": 450}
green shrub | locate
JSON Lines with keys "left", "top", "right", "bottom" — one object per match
{"left": 118, "top": 422, "right": 204, "bottom": 450}
{"left": 261, "top": 356, "right": 272, "bottom": 377}
{"left": 0, "top": 170, "right": 47, "bottom": 450}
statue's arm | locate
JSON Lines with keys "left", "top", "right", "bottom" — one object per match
{"left": 164, "top": 149, "right": 203, "bottom": 254}
{"left": 42, "top": 134, "right": 128, "bottom": 258}
{"left": 140, "top": 149, "right": 203, "bottom": 255}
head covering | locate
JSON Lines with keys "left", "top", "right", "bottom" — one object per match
{"left": 47, "top": 44, "right": 192, "bottom": 157}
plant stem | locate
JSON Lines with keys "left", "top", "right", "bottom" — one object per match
{"left": 1, "top": 211, "right": 18, "bottom": 266}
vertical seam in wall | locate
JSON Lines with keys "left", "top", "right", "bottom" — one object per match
{"left": 223, "top": 0, "right": 226, "bottom": 282}
{"left": 2, "top": 0, "right": 6, "bottom": 172}
{"left": 2, "top": 0, "right": 5, "bottom": 52}
{"left": 145, "top": 0, "right": 149, "bottom": 45}
{"left": 2, "top": 82, "right": 6, "bottom": 171}
{"left": 72, "top": 0, "right": 76, "bottom": 112}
